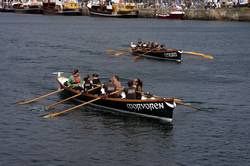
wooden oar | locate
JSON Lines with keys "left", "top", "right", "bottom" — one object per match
{"left": 132, "top": 48, "right": 157, "bottom": 62}
{"left": 106, "top": 48, "right": 115, "bottom": 55}
{"left": 107, "top": 47, "right": 155, "bottom": 59}
{"left": 17, "top": 89, "right": 64, "bottom": 105}
{"left": 149, "top": 93, "right": 201, "bottom": 111}
{"left": 44, "top": 85, "right": 102, "bottom": 110}
{"left": 183, "top": 51, "right": 214, "bottom": 60}
{"left": 43, "top": 98, "right": 100, "bottom": 119}
{"left": 44, "top": 93, "right": 82, "bottom": 110}
{"left": 42, "top": 90, "right": 120, "bottom": 119}
{"left": 106, "top": 48, "right": 131, "bottom": 57}
{"left": 174, "top": 98, "right": 201, "bottom": 111}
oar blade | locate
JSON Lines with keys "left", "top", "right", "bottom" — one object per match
{"left": 133, "top": 55, "right": 143, "bottom": 62}
{"left": 43, "top": 114, "right": 52, "bottom": 119}
{"left": 16, "top": 100, "right": 34, "bottom": 105}
{"left": 106, "top": 48, "right": 131, "bottom": 57}
{"left": 183, "top": 51, "right": 214, "bottom": 60}
{"left": 43, "top": 112, "right": 59, "bottom": 119}
{"left": 106, "top": 48, "right": 114, "bottom": 54}
{"left": 16, "top": 89, "right": 64, "bottom": 105}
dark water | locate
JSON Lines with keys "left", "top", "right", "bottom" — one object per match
{"left": 1, "top": 13, "right": 250, "bottom": 166}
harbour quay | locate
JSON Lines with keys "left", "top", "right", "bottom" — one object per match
{"left": 184, "top": 7, "right": 250, "bottom": 21}
{"left": 1, "top": 0, "right": 250, "bottom": 21}
{"left": 134, "top": 7, "right": 250, "bottom": 21}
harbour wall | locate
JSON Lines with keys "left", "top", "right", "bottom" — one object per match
{"left": 138, "top": 8, "right": 156, "bottom": 18}
{"left": 137, "top": 7, "right": 250, "bottom": 21}
{"left": 184, "top": 8, "right": 250, "bottom": 21}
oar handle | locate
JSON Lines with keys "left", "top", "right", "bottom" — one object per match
{"left": 86, "top": 84, "right": 102, "bottom": 92}
{"left": 45, "top": 85, "right": 103, "bottom": 110}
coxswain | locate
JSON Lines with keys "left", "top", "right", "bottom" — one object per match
{"left": 124, "top": 80, "right": 136, "bottom": 99}
{"left": 66, "top": 69, "right": 83, "bottom": 91}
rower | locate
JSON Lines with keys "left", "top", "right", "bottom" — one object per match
{"left": 111, "top": 75, "right": 123, "bottom": 91}
{"left": 92, "top": 73, "right": 101, "bottom": 85}
{"left": 111, "top": 75, "right": 124, "bottom": 98}
{"left": 91, "top": 73, "right": 102, "bottom": 95}
{"left": 103, "top": 79, "right": 116, "bottom": 96}
{"left": 138, "top": 40, "right": 142, "bottom": 47}
{"left": 83, "top": 75, "right": 92, "bottom": 92}
{"left": 133, "top": 78, "right": 143, "bottom": 99}
{"left": 124, "top": 80, "right": 136, "bottom": 99}
{"left": 160, "top": 44, "right": 165, "bottom": 49}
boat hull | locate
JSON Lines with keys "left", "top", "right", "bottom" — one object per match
{"left": 131, "top": 48, "right": 182, "bottom": 62}
{"left": 0, "top": 8, "right": 15, "bottom": 12}
{"left": 156, "top": 11, "right": 185, "bottom": 20}
{"left": 88, "top": 8, "right": 138, "bottom": 18}
{"left": 15, "top": 8, "right": 42, "bottom": 14}
{"left": 41, "top": 8, "right": 81, "bottom": 15}
{"left": 57, "top": 77, "right": 175, "bottom": 122}
{"left": 41, "top": 2, "right": 81, "bottom": 16}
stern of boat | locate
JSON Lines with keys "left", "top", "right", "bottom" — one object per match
{"left": 53, "top": 72, "right": 68, "bottom": 88}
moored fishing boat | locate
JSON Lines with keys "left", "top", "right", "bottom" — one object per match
{"left": 0, "top": 0, "right": 20, "bottom": 12}
{"left": 130, "top": 41, "right": 182, "bottom": 62}
{"left": 87, "top": 0, "right": 138, "bottom": 18}
{"left": 42, "top": 0, "right": 81, "bottom": 15}
{"left": 55, "top": 74, "right": 176, "bottom": 122}
{"left": 14, "top": 0, "right": 42, "bottom": 14}
{"left": 156, "top": 5, "right": 185, "bottom": 20}
{"left": 156, "top": 10, "right": 185, "bottom": 20}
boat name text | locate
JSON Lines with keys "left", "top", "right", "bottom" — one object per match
{"left": 127, "top": 103, "right": 164, "bottom": 111}
{"left": 164, "top": 52, "right": 177, "bottom": 57}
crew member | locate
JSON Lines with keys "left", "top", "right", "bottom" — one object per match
{"left": 124, "top": 80, "right": 136, "bottom": 99}
{"left": 103, "top": 79, "right": 116, "bottom": 95}
{"left": 91, "top": 73, "right": 102, "bottom": 95}
{"left": 92, "top": 73, "right": 101, "bottom": 85}
{"left": 111, "top": 75, "right": 123, "bottom": 91}
{"left": 66, "top": 69, "right": 83, "bottom": 91}
{"left": 83, "top": 75, "right": 92, "bottom": 92}
{"left": 111, "top": 75, "right": 123, "bottom": 98}
{"left": 133, "top": 78, "right": 143, "bottom": 99}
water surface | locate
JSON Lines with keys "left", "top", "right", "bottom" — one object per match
{"left": 0, "top": 13, "right": 250, "bottom": 166}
